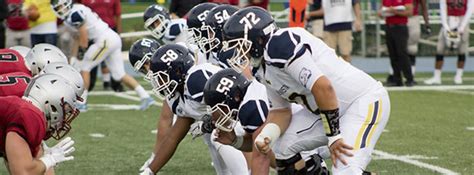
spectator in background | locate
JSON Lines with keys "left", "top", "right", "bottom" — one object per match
{"left": 0, "top": 0, "right": 7, "bottom": 48}
{"left": 78, "top": 0, "right": 124, "bottom": 92}
{"left": 23, "top": 0, "right": 58, "bottom": 46}
{"left": 424, "top": 0, "right": 473, "bottom": 85}
{"left": 169, "top": 0, "right": 207, "bottom": 19}
{"left": 306, "top": 0, "right": 324, "bottom": 38}
{"left": 208, "top": 0, "right": 239, "bottom": 5}
{"left": 6, "top": 0, "right": 31, "bottom": 48}
{"left": 316, "top": 0, "right": 362, "bottom": 62}
{"left": 246, "top": 0, "right": 268, "bottom": 9}
{"left": 379, "top": 0, "right": 415, "bottom": 87}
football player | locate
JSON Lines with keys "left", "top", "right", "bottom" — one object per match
{"left": 1, "top": 74, "right": 79, "bottom": 174}
{"left": 203, "top": 68, "right": 330, "bottom": 174}
{"left": 129, "top": 38, "right": 161, "bottom": 80}
{"left": 198, "top": 4, "right": 239, "bottom": 66}
{"left": 9, "top": 45, "right": 31, "bottom": 58}
{"left": 424, "top": 0, "right": 473, "bottom": 85}
{"left": 143, "top": 4, "right": 208, "bottom": 65}
{"left": 40, "top": 62, "right": 85, "bottom": 102}
{"left": 222, "top": 7, "right": 391, "bottom": 174}
{"left": 139, "top": 44, "right": 248, "bottom": 175}
{"left": 51, "top": 0, "right": 154, "bottom": 111}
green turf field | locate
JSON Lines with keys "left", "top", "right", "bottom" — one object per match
{"left": 1, "top": 73, "right": 472, "bottom": 174}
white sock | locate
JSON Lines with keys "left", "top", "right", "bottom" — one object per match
{"left": 434, "top": 69, "right": 442, "bottom": 79}
{"left": 455, "top": 68, "right": 463, "bottom": 78}
{"left": 411, "top": 66, "right": 416, "bottom": 75}
{"left": 135, "top": 85, "right": 150, "bottom": 99}
{"left": 102, "top": 73, "right": 111, "bottom": 82}
{"left": 80, "top": 90, "right": 89, "bottom": 104}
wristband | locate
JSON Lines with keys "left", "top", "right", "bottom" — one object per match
{"left": 328, "top": 134, "right": 342, "bottom": 147}
{"left": 255, "top": 123, "right": 281, "bottom": 148}
{"left": 231, "top": 135, "right": 244, "bottom": 149}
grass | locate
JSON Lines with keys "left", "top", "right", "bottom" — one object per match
{"left": 1, "top": 73, "right": 472, "bottom": 174}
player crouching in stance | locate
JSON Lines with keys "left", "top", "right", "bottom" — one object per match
{"left": 51, "top": 0, "right": 154, "bottom": 112}
{"left": 222, "top": 7, "right": 390, "bottom": 174}
{"left": 139, "top": 44, "right": 248, "bottom": 175}
{"left": 203, "top": 68, "right": 330, "bottom": 174}
{"left": 1, "top": 74, "right": 80, "bottom": 174}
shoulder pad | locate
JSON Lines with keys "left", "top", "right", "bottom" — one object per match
{"left": 265, "top": 31, "right": 301, "bottom": 68}
{"left": 68, "top": 10, "right": 85, "bottom": 27}
{"left": 186, "top": 69, "right": 213, "bottom": 101}
{"left": 238, "top": 100, "right": 268, "bottom": 133}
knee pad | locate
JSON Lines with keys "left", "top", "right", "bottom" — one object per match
{"left": 458, "top": 54, "right": 466, "bottom": 62}
{"left": 436, "top": 55, "right": 444, "bottom": 62}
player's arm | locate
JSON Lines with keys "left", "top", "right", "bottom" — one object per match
{"left": 78, "top": 25, "right": 88, "bottom": 49}
{"left": 439, "top": 0, "right": 450, "bottom": 31}
{"left": 307, "top": 0, "right": 323, "bottom": 18}
{"left": 5, "top": 132, "right": 47, "bottom": 174}
{"left": 420, "top": 0, "right": 430, "bottom": 26}
{"left": 114, "top": 0, "right": 122, "bottom": 33}
{"left": 352, "top": 0, "right": 362, "bottom": 32}
{"left": 153, "top": 100, "right": 174, "bottom": 153}
{"left": 147, "top": 116, "right": 194, "bottom": 173}
{"left": 458, "top": 0, "right": 474, "bottom": 33}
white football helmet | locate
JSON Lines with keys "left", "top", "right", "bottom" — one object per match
{"left": 41, "top": 62, "right": 84, "bottom": 101}
{"left": 26, "top": 43, "right": 68, "bottom": 76}
{"left": 9, "top": 46, "right": 31, "bottom": 58}
{"left": 23, "top": 74, "right": 79, "bottom": 140}
{"left": 51, "top": 0, "right": 73, "bottom": 19}
{"left": 444, "top": 30, "right": 461, "bottom": 50}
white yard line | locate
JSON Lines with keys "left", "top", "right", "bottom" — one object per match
{"left": 444, "top": 90, "right": 474, "bottom": 96}
{"left": 112, "top": 93, "right": 162, "bottom": 107}
{"left": 89, "top": 133, "right": 106, "bottom": 138}
{"left": 373, "top": 150, "right": 459, "bottom": 175}
{"left": 88, "top": 104, "right": 141, "bottom": 110}
{"left": 466, "top": 127, "right": 474, "bottom": 131}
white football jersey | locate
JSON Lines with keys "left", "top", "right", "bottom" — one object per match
{"left": 64, "top": 4, "right": 110, "bottom": 41}
{"left": 257, "top": 28, "right": 379, "bottom": 114}
{"left": 176, "top": 63, "right": 222, "bottom": 120}
{"left": 237, "top": 79, "right": 269, "bottom": 133}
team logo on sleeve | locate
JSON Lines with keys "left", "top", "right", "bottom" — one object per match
{"left": 299, "top": 67, "right": 312, "bottom": 87}
{"left": 277, "top": 84, "right": 289, "bottom": 95}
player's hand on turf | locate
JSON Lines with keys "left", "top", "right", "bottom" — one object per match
{"left": 329, "top": 138, "right": 353, "bottom": 168}
{"left": 255, "top": 137, "right": 272, "bottom": 154}
{"left": 139, "top": 167, "right": 154, "bottom": 175}
{"left": 139, "top": 153, "right": 155, "bottom": 171}
{"left": 190, "top": 121, "right": 205, "bottom": 139}
{"left": 213, "top": 129, "right": 236, "bottom": 145}
{"left": 40, "top": 137, "right": 75, "bottom": 169}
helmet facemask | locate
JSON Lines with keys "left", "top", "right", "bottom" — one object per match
{"left": 145, "top": 14, "right": 170, "bottom": 40}
{"left": 134, "top": 53, "right": 153, "bottom": 82}
{"left": 187, "top": 27, "right": 203, "bottom": 45}
{"left": 47, "top": 98, "right": 80, "bottom": 140}
{"left": 199, "top": 25, "right": 221, "bottom": 54}
{"left": 209, "top": 103, "right": 239, "bottom": 132}
{"left": 150, "top": 71, "right": 179, "bottom": 99}
{"left": 222, "top": 38, "right": 252, "bottom": 73}
{"left": 51, "top": 0, "right": 72, "bottom": 19}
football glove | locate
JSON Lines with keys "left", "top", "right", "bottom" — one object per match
{"left": 190, "top": 115, "right": 214, "bottom": 140}
{"left": 40, "top": 137, "right": 75, "bottom": 170}
{"left": 139, "top": 167, "right": 154, "bottom": 175}
{"left": 139, "top": 153, "right": 155, "bottom": 171}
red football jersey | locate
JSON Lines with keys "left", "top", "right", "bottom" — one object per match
{"left": 447, "top": 0, "right": 467, "bottom": 16}
{"left": 0, "top": 49, "right": 31, "bottom": 76}
{"left": 0, "top": 72, "right": 32, "bottom": 97}
{"left": 0, "top": 96, "right": 46, "bottom": 157}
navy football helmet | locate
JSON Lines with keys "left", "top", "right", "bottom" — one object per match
{"left": 222, "top": 7, "right": 276, "bottom": 72}
{"left": 199, "top": 4, "right": 239, "bottom": 54}
{"left": 149, "top": 44, "right": 195, "bottom": 99}
{"left": 203, "top": 68, "right": 250, "bottom": 132}
{"left": 143, "top": 4, "right": 171, "bottom": 40}
{"left": 129, "top": 38, "right": 161, "bottom": 80}
{"left": 186, "top": 3, "right": 218, "bottom": 45}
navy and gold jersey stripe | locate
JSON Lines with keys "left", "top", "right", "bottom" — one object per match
{"left": 92, "top": 40, "right": 108, "bottom": 61}
{"left": 355, "top": 100, "right": 382, "bottom": 149}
